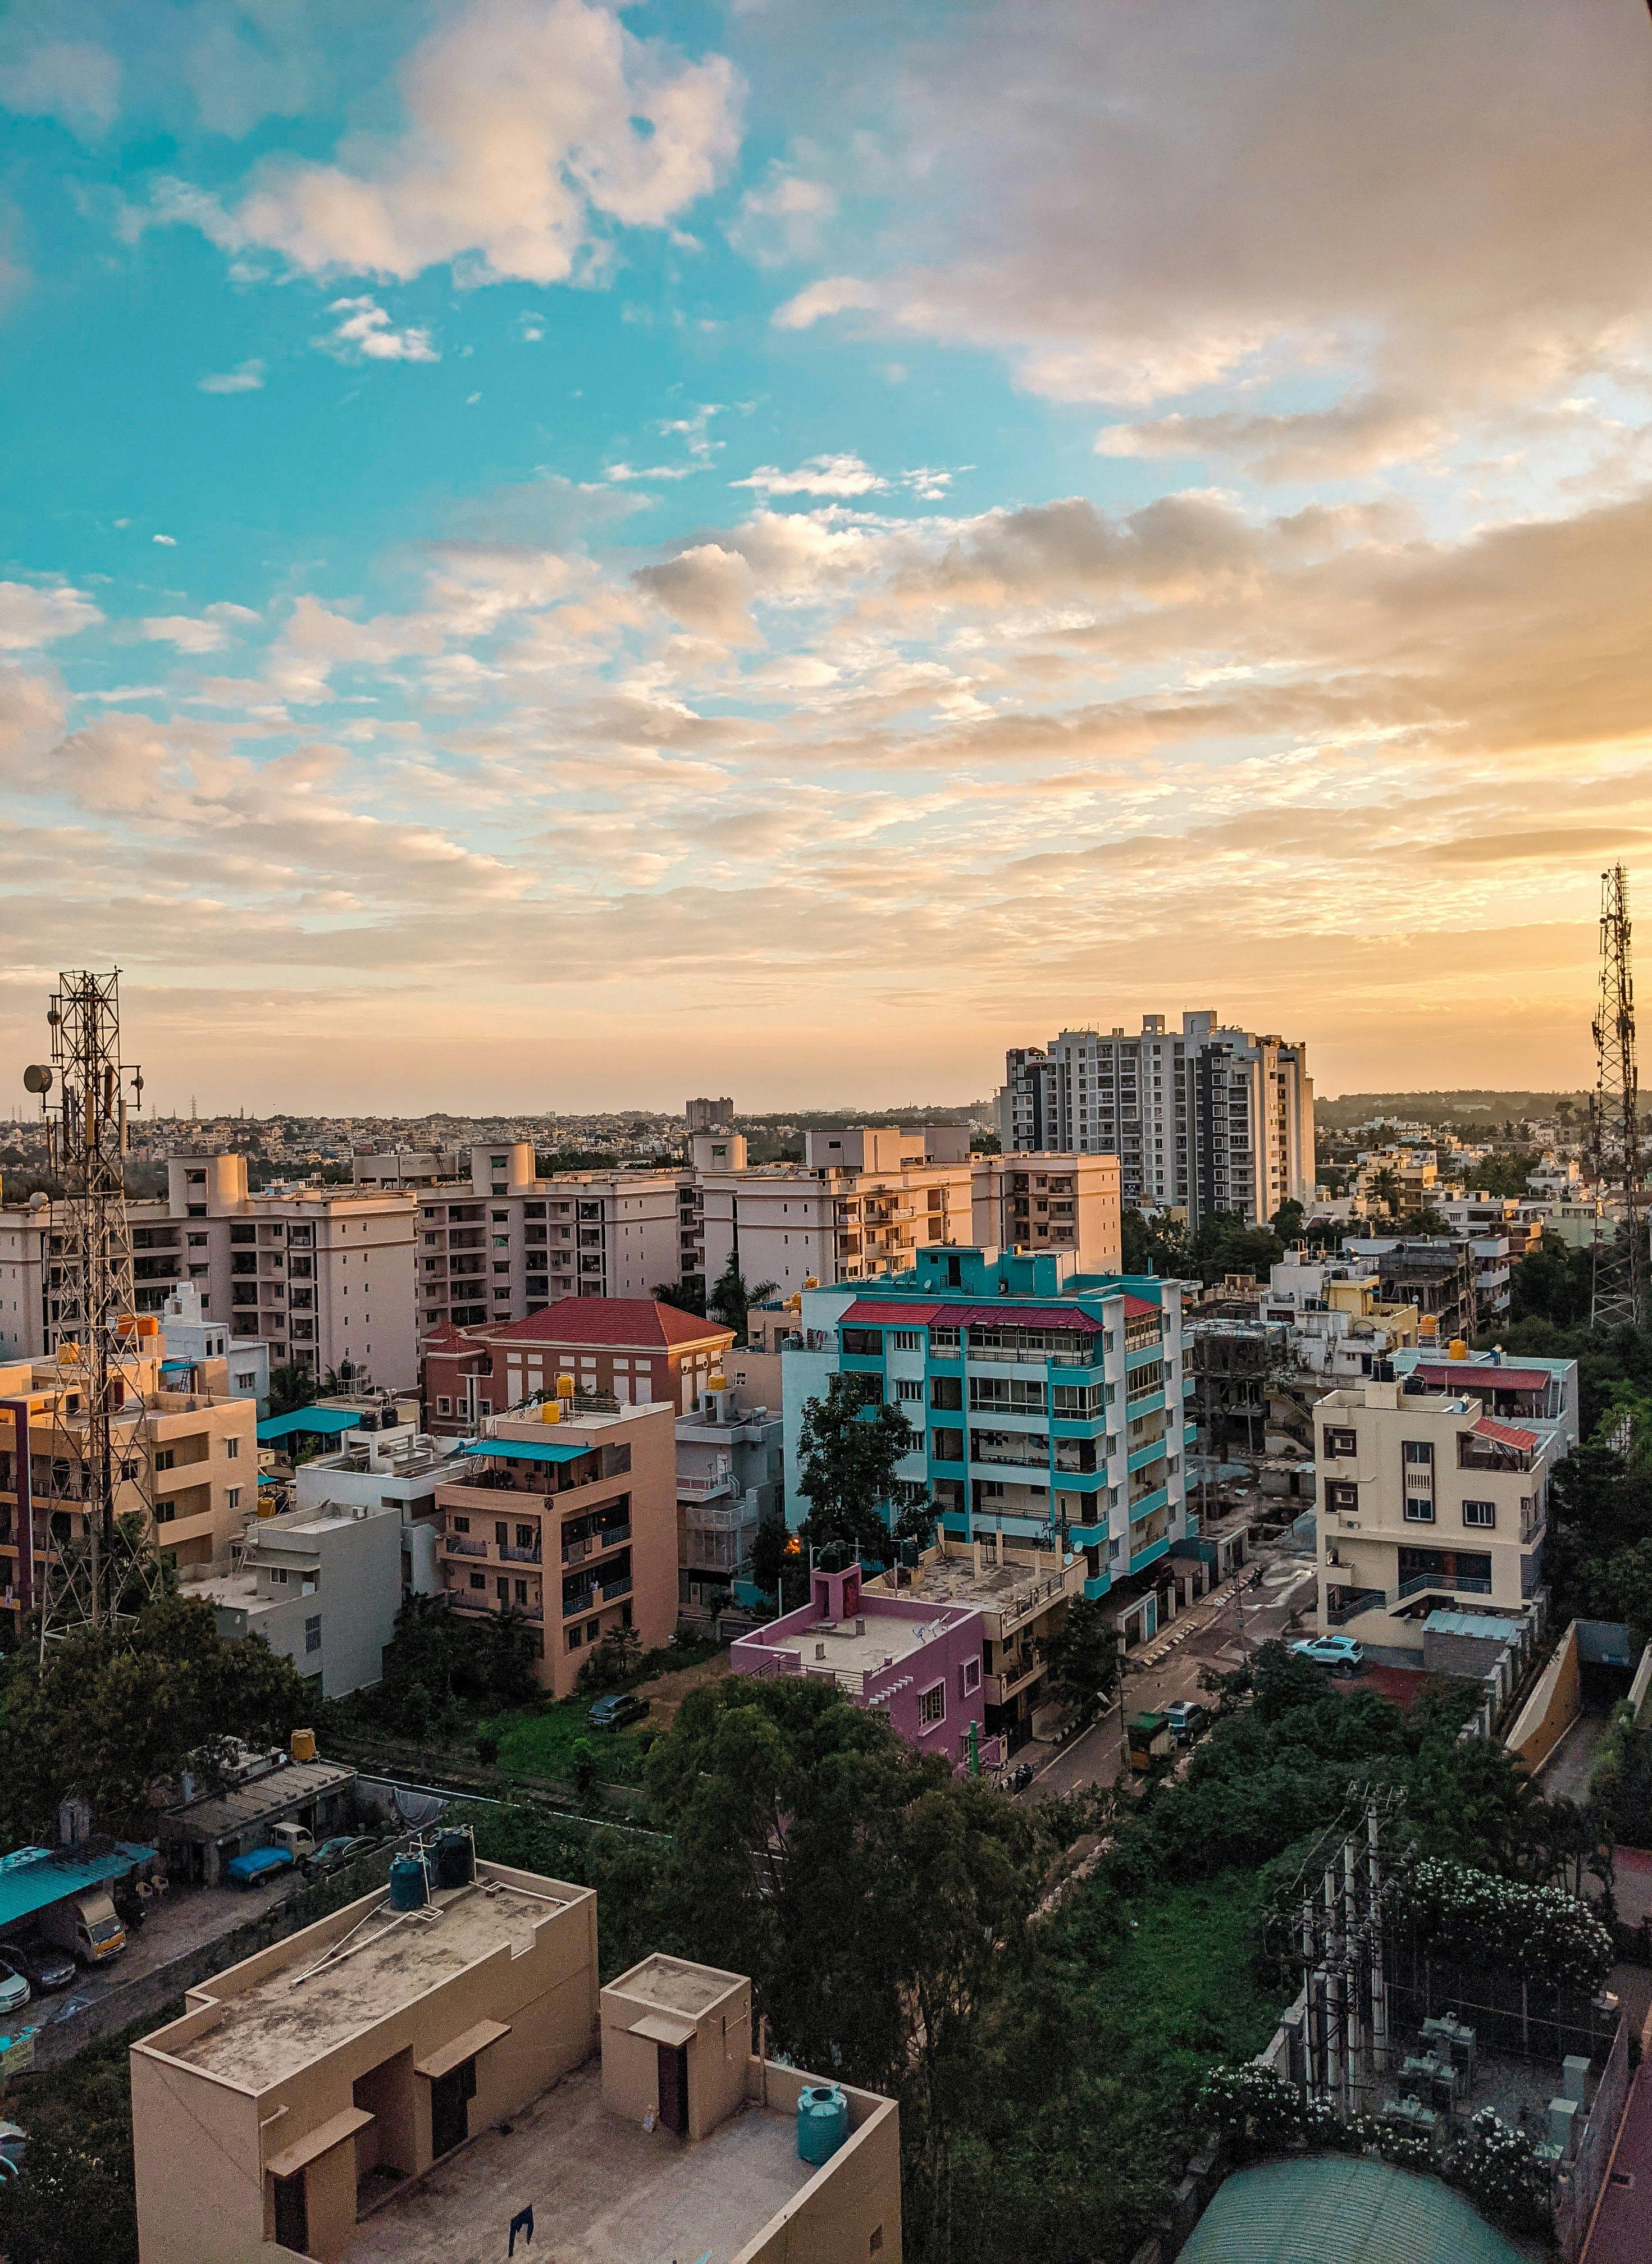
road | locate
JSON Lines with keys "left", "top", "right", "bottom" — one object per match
{"left": 1024, "top": 1545, "right": 1320, "bottom": 1799}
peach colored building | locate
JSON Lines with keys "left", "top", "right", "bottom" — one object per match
{"left": 0, "top": 1335, "right": 258, "bottom": 1619}
{"left": 130, "top": 1852, "right": 901, "bottom": 2264}
{"left": 432, "top": 1398, "right": 679, "bottom": 1692}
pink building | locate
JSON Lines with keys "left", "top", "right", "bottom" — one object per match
{"left": 729, "top": 1563, "right": 1000, "bottom": 1775}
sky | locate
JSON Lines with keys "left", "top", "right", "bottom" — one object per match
{"left": 4, "top": 1, "right": 1652, "bottom": 1115}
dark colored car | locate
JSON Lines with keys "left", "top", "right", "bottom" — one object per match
{"left": 0, "top": 1938, "right": 75, "bottom": 1994}
{"left": 303, "top": 1836, "right": 376, "bottom": 1878}
{"left": 587, "top": 1692, "right": 648, "bottom": 1731}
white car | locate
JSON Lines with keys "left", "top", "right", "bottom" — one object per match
{"left": 0, "top": 1961, "right": 29, "bottom": 2020}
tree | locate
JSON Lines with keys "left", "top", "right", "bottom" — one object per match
{"left": 1120, "top": 1208, "right": 1191, "bottom": 1278}
{"left": 576, "top": 1622, "right": 643, "bottom": 1695}
{"left": 706, "top": 1252, "right": 777, "bottom": 1343}
{"left": 1038, "top": 1596, "right": 1118, "bottom": 1726}
{"left": 651, "top": 1279, "right": 708, "bottom": 1317}
{"left": 747, "top": 1509, "right": 801, "bottom": 1610}
{"left": 1368, "top": 1167, "right": 1402, "bottom": 1220}
{"left": 1411, "top": 1205, "right": 1453, "bottom": 1236}
{"left": 1190, "top": 1211, "right": 1284, "bottom": 1285}
{"left": 266, "top": 1361, "right": 317, "bottom": 1418}
{"left": 795, "top": 1374, "right": 918, "bottom": 1561}
{"left": 1509, "top": 1232, "right": 1592, "bottom": 1329}
{"left": 0, "top": 1593, "right": 305, "bottom": 1842}
{"left": 1270, "top": 1199, "right": 1306, "bottom": 1241}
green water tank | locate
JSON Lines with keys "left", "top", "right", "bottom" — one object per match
{"left": 796, "top": 2083, "right": 849, "bottom": 2165}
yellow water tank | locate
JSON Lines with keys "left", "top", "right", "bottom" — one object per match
{"left": 58, "top": 1341, "right": 80, "bottom": 1364}
{"left": 1418, "top": 1313, "right": 1439, "bottom": 1338}
{"left": 556, "top": 1374, "right": 576, "bottom": 1400}
{"left": 709, "top": 1372, "right": 727, "bottom": 1393}
{"left": 804, "top": 1276, "right": 819, "bottom": 1290}
{"left": 290, "top": 1727, "right": 317, "bottom": 1764}
{"left": 137, "top": 1315, "right": 160, "bottom": 1338}
{"left": 787, "top": 1293, "right": 802, "bottom": 1310}
{"left": 541, "top": 1400, "right": 562, "bottom": 1424}
{"left": 1447, "top": 1337, "right": 1469, "bottom": 1361}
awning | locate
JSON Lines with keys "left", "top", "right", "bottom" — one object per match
{"left": 256, "top": 1408, "right": 363, "bottom": 1444}
{"left": 460, "top": 1437, "right": 589, "bottom": 1467}
{"left": 1472, "top": 1416, "right": 1540, "bottom": 1452}
{"left": 264, "top": 2106, "right": 373, "bottom": 2180}
{"left": 414, "top": 2017, "right": 512, "bottom": 2081}
{"left": 839, "top": 1302, "right": 947, "bottom": 1326}
{"left": 628, "top": 2011, "right": 697, "bottom": 2048}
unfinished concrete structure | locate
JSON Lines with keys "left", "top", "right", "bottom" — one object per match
{"left": 131, "top": 1852, "right": 901, "bottom": 2264}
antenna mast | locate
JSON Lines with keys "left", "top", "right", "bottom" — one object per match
{"left": 1590, "top": 867, "right": 1645, "bottom": 1331}
{"left": 25, "top": 970, "right": 165, "bottom": 1653}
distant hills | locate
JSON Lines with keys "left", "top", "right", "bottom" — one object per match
{"left": 1317, "top": 1090, "right": 1590, "bottom": 1134}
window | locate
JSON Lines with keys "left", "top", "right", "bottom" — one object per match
{"left": 453, "top": 1515, "right": 469, "bottom": 1532}
{"left": 437, "top": 1396, "right": 452, "bottom": 1415}
{"left": 227, "top": 1487, "right": 241, "bottom": 1510}
{"left": 918, "top": 1682, "right": 946, "bottom": 1728}
{"left": 515, "top": 1579, "right": 528, "bottom": 1604}
{"left": 469, "top": 1572, "right": 485, "bottom": 1590}
{"left": 496, "top": 1577, "right": 509, "bottom": 1601}
{"left": 566, "top": 1623, "right": 583, "bottom": 1649}
{"left": 897, "top": 1379, "right": 923, "bottom": 1403}
{"left": 226, "top": 1436, "right": 240, "bottom": 1459}
{"left": 516, "top": 1524, "right": 535, "bottom": 1549}
{"left": 1327, "top": 1483, "right": 1358, "bottom": 1514}
{"left": 932, "top": 1427, "right": 965, "bottom": 1464}
{"left": 1325, "top": 1427, "right": 1358, "bottom": 1459}
{"left": 930, "top": 1374, "right": 962, "bottom": 1411}
{"left": 154, "top": 1449, "right": 175, "bottom": 1473}
{"left": 962, "top": 1657, "right": 981, "bottom": 1696}
{"left": 1462, "top": 1499, "right": 1496, "bottom": 1528}
{"left": 1403, "top": 1440, "right": 1434, "bottom": 1467}
{"left": 304, "top": 1615, "right": 322, "bottom": 1654}
{"left": 890, "top": 1329, "right": 923, "bottom": 1350}
{"left": 841, "top": 1327, "right": 883, "bottom": 1355}
{"left": 1403, "top": 1495, "right": 1436, "bottom": 1523}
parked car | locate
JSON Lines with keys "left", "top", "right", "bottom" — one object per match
{"left": 225, "top": 1845, "right": 297, "bottom": 1889}
{"left": 0, "top": 1957, "right": 30, "bottom": 2020}
{"left": 303, "top": 1836, "right": 376, "bottom": 1878}
{"left": 0, "top": 2122, "right": 25, "bottom": 2182}
{"left": 0, "top": 1938, "right": 75, "bottom": 1994}
{"left": 1290, "top": 1635, "right": 1365, "bottom": 1676}
{"left": 587, "top": 1692, "right": 648, "bottom": 1731}
{"left": 1162, "top": 1700, "right": 1210, "bottom": 1743}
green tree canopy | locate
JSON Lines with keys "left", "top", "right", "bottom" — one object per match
{"left": 795, "top": 1372, "right": 918, "bottom": 1560}
{"left": 706, "top": 1252, "right": 777, "bottom": 1342}
{"left": 1039, "top": 1594, "right": 1119, "bottom": 1726}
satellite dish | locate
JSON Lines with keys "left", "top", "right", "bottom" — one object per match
{"left": 22, "top": 1064, "right": 52, "bottom": 1095}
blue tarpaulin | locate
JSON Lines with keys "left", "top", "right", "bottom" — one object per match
{"left": 257, "top": 1408, "right": 363, "bottom": 1444}
{"left": 460, "top": 1437, "right": 590, "bottom": 1466}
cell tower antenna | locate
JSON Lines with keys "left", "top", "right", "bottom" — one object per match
{"left": 1590, "top": 866, "right": 1645, "bottom": 1331}
{"left": 24, "top": 970, "right": 165, "bottom": 1655}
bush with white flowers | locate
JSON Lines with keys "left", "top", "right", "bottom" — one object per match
{"left": 1385, "top": 1857, "right": 1614, "bottom": 1994}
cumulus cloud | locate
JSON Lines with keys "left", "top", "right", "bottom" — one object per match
{"left": 198, "top": 358, "right": 267, "bottom": 393}
{"left": 164, "top": 0, "right": 741, "bottom": 286}
{"left": 140, "top": 605, "right": 261, "bottom": 655}
{"left": 0, "top": 581, "right": 102, "bottom": 649}
{"left": 316, "top": 297, "right": 438, "bottom": 363}
{"left": 632, "top": 543, "right": 758, "bottom": 643}
{"left": 0, "top": 39, "right": 120, "bottom": 139}
{"left": 729, "top": 161, "right": 837, "bottom": 266}
{"left": 733, "top": 453, "right": 887, "bottom": 497}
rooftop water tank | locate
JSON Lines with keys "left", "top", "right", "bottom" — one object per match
{"left": 432, "top": 1827, "right": 474, "bottom": 1891}
{"left": 289, "top": 1727, "right": 317, "bottom": 1764}
{"left": 388, "top": 1854, "right": 428, "bottom": 1912}
{"left": 796, "top": 2083, "right": 849, "bottom": 2166}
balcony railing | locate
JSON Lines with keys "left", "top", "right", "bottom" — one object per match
{"left": 499, "top": 1541, "right": 542, "bottom": 1564}
{"left": 445, "top": 1533, "right": 486, "bottom": 1556}
{"left": 678, "top": 1472, "right": 736, "bottom": 1499}
{"left": 1326, "top": 1587, "right": 1388, "bottom": 1626}
{"left": 1395, "top": 1571, "right": 1493, "bottom": 1603}
{"left": 600, "top": 1571, "right": 633, "bottom": 1601}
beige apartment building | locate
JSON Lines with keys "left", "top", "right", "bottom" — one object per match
{"left": 433, "top": 1398, "right": 679, "bottom": 1694}
{"left": 0, "top": 1334, "right": 257, "bottom": 1617}
{"left": 130, "top": 1852, "right": 900, "bottom": 2264}
{"left": 1314, "top": 1365, "right": 1567, "bottom": 1659}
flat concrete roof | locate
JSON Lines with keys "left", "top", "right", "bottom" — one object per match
{"left": 344, "top": 2062, "right": 812, "bottom": 2264}
{"left": 161, "top": 1759, "right": 358, "bottom": 1847}
{"left": 174, "top": 1875, "right": 578, "bottom": 2090}
{"left": 768, "top": 1612, "right": 947, "bottom": 1678}
{"left": 612, "top": 1954, "right": 739, "bottom": 2019}
{"left": 892, "top": 1553, "right": 1078, "bottom": 1615}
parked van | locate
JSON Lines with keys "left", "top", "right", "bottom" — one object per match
{"left": 36, "top": 1889, "right": 126, "bottom": 1967}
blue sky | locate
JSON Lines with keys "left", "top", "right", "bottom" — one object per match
{"left": 4, "top": 2, "right": 1652, "bottom": 1112}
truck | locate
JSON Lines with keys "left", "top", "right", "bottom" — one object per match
{"left": 36, "top": 1889, "right": 126, "bottom": 1966}
{"left": 268, "top": 1824, "right": 316, "bottom": 1862}
{"left": 224, "top": 1845, "right": 296, "bottom": 1889}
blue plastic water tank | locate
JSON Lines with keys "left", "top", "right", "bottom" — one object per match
{"left": 388, "top": 1854, "right": 428, "bottom": 1911}
{"left": 796, "top": 2083, "right": 849, "bottom": 2166}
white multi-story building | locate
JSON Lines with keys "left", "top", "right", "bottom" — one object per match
{"left": 998, "top": 1010, "right": 1315, "bottom": 1224}
{"left": 1314, "top": 1348, "right": 1577, "bottom": 1661}
{"left": 676, "top": 1377, "right": 783, "bottom": 1626}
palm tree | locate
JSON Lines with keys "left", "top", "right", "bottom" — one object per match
{"left": 707, "top": 1254, "right": 778, "bottom": 1342}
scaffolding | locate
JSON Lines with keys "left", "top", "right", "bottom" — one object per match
{"left": 26, "top": 970, "right": 165, "bottom": 1652}
{"left": 1590, "top": 865, "right": 1644, "bottom": 1331}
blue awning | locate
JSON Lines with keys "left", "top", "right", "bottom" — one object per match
{"left": 0, "top": 1842, "right": 153, "bottom": 1932}
{"left": 460, "top": 1437, "right": 591, "bottom": 1466}
{"left": 257, "top": 1408, "right": 363, "bottom": 1443}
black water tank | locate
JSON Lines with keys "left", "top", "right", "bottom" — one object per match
{"left": 433, "top": 1828, "right": 474, "bottom": 1891}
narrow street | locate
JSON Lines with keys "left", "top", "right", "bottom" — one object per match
{"left": 1024, "top": 1544, "right": 1319, "bottom": 1799}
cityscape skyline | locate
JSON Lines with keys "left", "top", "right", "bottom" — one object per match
{"left": 3, "top": 3, "right": 1649, "bottom": 1104}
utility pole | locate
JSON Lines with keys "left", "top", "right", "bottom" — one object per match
{"left": 1590, "top": 866, "right": 1645, "bottom": 1330}
{"left": 25, "top": 971, "right": 165, "bottom": 1654}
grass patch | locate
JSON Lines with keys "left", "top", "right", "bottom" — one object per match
{"left": 486, "top": 1698, "right": 649, "bottom": 1784}
{"left": 1081, "top": 1872, "right": 1277, "bottom": 2090}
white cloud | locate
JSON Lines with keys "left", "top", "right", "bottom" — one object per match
{"left": 0, "top": 39, "right": 120, "bottom": 139}
{"left": 140, "top": 606, "right": 259, "bottom": 655}
{"left": 606, "top": 462, "right": 699, "bottom": 483}
{"left": 730, "top": 161, "right": 837, "bottom": 266}
{"left": 198, "top": 358, "right": 266, "bottom": 394}
{"left": 733, "top": 453, "right": 886, "bottom": 497}
{"left": 168, "top": 0, "right": 741, "bottom": 286}
{"left": 316, "top": 297, "right": 438, "bottom": 363}
{"left": 0, "top": 582, "right": 102, "bottom": 650}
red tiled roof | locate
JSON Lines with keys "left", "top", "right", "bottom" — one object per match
{"left": 488, "top": 1298, "right": 734, "bottom": 1352}
{"left": 951, "top": 1303, "right": 1104, "bottom": 1334}
{"left": 1122, "top": 1294, "right": 1161, "bottom": 1320}
{"left": 1471, "top": 1414, "right": 1540, "bottom": 1451}
{"left": 840, "top": 1300, "right": 948, "bottom": 1325}
{"left": 418, "top": 1322, "right": 474, "bottom": 1354}
{"left": 1414, "top": 1363, "right": 1551, "bottom": 1393}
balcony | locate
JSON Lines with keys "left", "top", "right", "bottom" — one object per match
{"left": 1326, "top": 1585, "right": 1388, "bottom": 1626}
{"left": 678, "top": 1471, "right": 736, "bottom": 1500}
{"left": 499, "top": 1540, "right": 542, "bottom": 1564}
{"left": 445, "top": 1533, "right": 486, "bottom": 1556}
{"left": 1395, "top": 1570, "right": 1494, "bottom": 1603}
{"left": 600, "top": 1571, "right": 632, "bottom": 1601}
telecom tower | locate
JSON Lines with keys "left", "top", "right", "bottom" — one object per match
{"left": 24, "top": 970, "right": 165, "bottom": 1652}
{"left": 1590, "top": 866, "right": 1645, "bottom": 1332}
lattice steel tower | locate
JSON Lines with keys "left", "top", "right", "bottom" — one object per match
{"left": 1590, "top": 867, "right": 1645, "bottom": 1332}
{"left": 24, "top": 970, "right": 164, "bottom": 1651}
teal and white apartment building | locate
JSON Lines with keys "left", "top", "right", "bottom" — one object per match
{"left": 782, "top": 1244, "right": 1197, "bottom": 1636}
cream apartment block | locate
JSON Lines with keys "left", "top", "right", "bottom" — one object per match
{"left": 0, "top": 1334, "right": 257, "bottom": 1617}
{"left": 998, "top": 1010, "right": 1315, "bottom": 1223}
{"left": 131, "top": 1849, "right": 901, "bottom": 2264}
{"left": 433, "top": 1398, "right": 680, "bottom": 1694}
{"left": 1313, "top": 1351, "right": 1577, "bottom": 1660}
